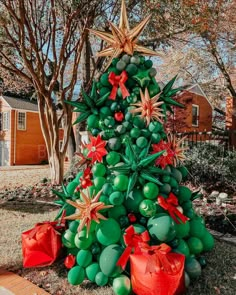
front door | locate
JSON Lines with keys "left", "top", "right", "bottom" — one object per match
{"left": 0, "top": 140, "right": 10, "bottom": 166}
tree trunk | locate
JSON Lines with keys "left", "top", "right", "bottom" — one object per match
{"left": 67, "top": 126, "right": 76, "bottom": 162}
{"left": 49, "top": 151, "right": 65, "bottom": 184}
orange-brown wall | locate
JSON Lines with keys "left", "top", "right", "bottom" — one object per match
{"left": 13, "top": 111, "right": 48, "bottom": 165}
{"left": 226, "top": 96, "right": 233, "bottom": 128}
{"left": 172, "top": 91, "right": 212, "bottom": 132}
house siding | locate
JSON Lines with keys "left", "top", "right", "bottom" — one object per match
{"left": 14, "top": 111, "right": 47, "bottom": 165}
{"left": 171, "top": 91, "right": 213, "bottom": 133}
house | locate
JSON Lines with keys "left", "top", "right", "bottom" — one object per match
{"left": 0, "top": 95, "right": 48, "bottom": 166}
{"left": 167, "top": 84, "right": 213, "bottom": 133}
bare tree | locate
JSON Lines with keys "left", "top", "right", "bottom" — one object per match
{"left": 0, "top": 0, "right": 89, "bottom": 184}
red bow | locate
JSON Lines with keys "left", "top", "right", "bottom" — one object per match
{"left": 138, "top": 243, "right": 180, "bottom": 275}
{"left": 117, "top": 225, "right": 150, "bottom": 269}
{"left": 108, "top": 71, "right": 130, "bottom": 100}
{"left": 158, "top": 193, "right": 189, "bottom": 224}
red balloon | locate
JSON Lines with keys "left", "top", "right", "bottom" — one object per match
{"left": 64, "top": 254, "right": 76, "bottom": 269}
{"left": 114, "top": 112, "right": 124, "bottom": 122}
{"left": 128, "top": 213, "right": 137, "bottom": 223}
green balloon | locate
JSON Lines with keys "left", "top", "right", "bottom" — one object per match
{"left": 148, "top": 121, "right": 162, "bottom": 133}
{"left": 68, "top": 266, "right": 85, "bottom": 285}
{"left": 108, "top": 205, "right": 127, "bottom": 220}
{"left": 169, "top": 177, "right": 179, "bottom": 189}
{"left": 66, "top": 181, "right": 79, "bottom": 195}
{"left": 74, "top": 231, "right": 93, "bottom": 250}
{"left": 96, "top": 218, "right": 121, "bottom": 246}
{"left": 108, "top": 137, "right": 122, "bottom": 151}
{"left": 178, "top": 166, "right": 188, "bottom": 178}
{"left": 109, "top": 191, "right": 124, "bottom": 205}
{"left": 67, "top": 247, "right": 79, "bottom": 256}
{"left": 185, "top": 257, "right": 202, "bottom": 279}
{"left": 76, "top": 250, "right": 92, "bottom": 267}
{"left": 94, "top": 176, "right": 106, "bottom": 190}
{"left": 62, "top": 230, "right": 76, "bottom": 248}
{"left": 113, "top": 275, "right": 132, "bottom": 295}
{"left": 175, "top": 221, "right": 190, "bottom": 239}
{"left": 159, "top": 183, "right": 171, "bottom": 195}
{"left": 132, "top": 223, "right": 147, "bottom": 234}
{"left": 75, "top": 171, "right": 83, "bottom": 182}
{"left": 147, "top": 213, "right": 176, "bottom": 242}
{"left": 92, "top": 163, "right": 106, "bottom": 177}
{"left": 173, "top": 239, "right": 190, "bottom": 257}
{"left": 100, "top": 73, "right": 111, "bottom": 87}
{"left": 132, "top": 116, "right": 145, "bottom": 128}
{"left": 178, "top": 186, "right": 192, "bottom": 203}
{"left": 151, "top": 133, "right": 161, "bottom": 144}
{"left": 114, "top": 175, "right": 129, "bottom": 191}
{"left": 99, "top": 244, "right": 123, "bottom": 277}
{"left": 126, "top": 63, "right": 138, "bottom": 76}
{"left": 130, "top": 127, "right": 141, "bottom": 139}
{"left": 139, "top": 199, "right": 157, "bottom": 217}
{"left": 185, "top": 272, "right": 191, "bottom": 288}
{"left": 143, "top": 182, "right": 159, "bottom": 200}
{"left": 171, "top": 167, "right": 183, "bottom": 183}
{"left": 187, "top": 237, "right": 203, "bottom": 255}
{"left": 100, "top": 106, "right": 112, "bottom": 118}
{"left": 87, "top": 114, "right": 99, "bottom": 129}
{"left": 85, "top": 262, "right": 100, "bottom": 282}
{"left": 181, "top": 201, "right": 192, "bottom": 212}
{"left": 69, "top": 220, "right": 79, "bottom": 233}
{"left": 124, "top": 189, "right": 144, "bottom": 213}
{"left": 95, "top": 272, "right": 109, "bottom": 286}
{"left": 106, "top": 151, "right": 120, "bottom": 166}
{"left": 136, "top": 136, "right": 148, "bottom": 148}
{"left": 201, "top": 230, "right": 215, "bottom": 252}
{"left": 189, "top": 219, "right": 206, "bottom": 239}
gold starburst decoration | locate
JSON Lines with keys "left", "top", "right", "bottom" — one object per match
{"left": 65, "top": 189, "right": 113, "bottom": 237}
{"left": 89, "top": 0, "right": 162, "bottom": 63}
{"left": 167, "top": 134, "right": 188, "bottom": 166}
{"left": 130, "top": 88, "right": 164, "bottom": 125}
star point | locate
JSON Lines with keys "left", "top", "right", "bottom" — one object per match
{"left": 89, "top": 0, "right": 163, "bottom": 65}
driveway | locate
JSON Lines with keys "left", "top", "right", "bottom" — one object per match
{"left": 0, "top": 165, "right": 50, "bottom": 191}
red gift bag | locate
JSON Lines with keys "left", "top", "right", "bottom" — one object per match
{"left": 22, "top": 219, "right": 65, "bottom": 268}
{"left": 117, "top": 226, "right": 185, "bottom": 295}
{"left": 130, "top": 244, "right": 185, "bottom": 295}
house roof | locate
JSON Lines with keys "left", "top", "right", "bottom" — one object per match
{"left": 1, "top": 95, "right": 38, "bottom": 112}
{"left": 181, "top": 83, "right": 214, "bottom": 110}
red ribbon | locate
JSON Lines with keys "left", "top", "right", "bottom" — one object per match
{"left": 117, "top": 225, "right": 150, "bottom": 269}
{"left": 158, "top": 193, "right": 189, "bottom": 224}
{"left": 138, "top": 243, "right": 179, "bottom": 275}
{"left": 108, "top": 71, "right": 130, "bottom": 100}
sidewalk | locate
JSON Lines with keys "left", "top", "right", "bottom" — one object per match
{"left": 0, "top": 269, "right": 50, "bottom": 295}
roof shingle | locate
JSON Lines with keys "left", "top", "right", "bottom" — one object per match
{"left": 1, "top": 95, "right": 38, "bottom": 112}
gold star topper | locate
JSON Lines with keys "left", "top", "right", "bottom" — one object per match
{"left": 89, "top": 0, "right": 162, "bottom": 62}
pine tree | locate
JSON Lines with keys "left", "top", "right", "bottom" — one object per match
{"left": 54, "top": 1, "right": 215, "bottom": 294}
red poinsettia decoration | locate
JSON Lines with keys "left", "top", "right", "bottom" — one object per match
{"left": 152, "top": 134, "right": 187, "bottom": 168}
{"left": 86, "top": 135, "right": 108, "bottom": 164}
{"left": 79, "top": 167, "right": 93, "bottom": 189}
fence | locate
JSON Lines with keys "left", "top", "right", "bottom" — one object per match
{"left": 174, "top": 129, "right": 236, "bottom": 151}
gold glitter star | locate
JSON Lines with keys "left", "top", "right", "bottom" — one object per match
{"left": 89, "top": 0, "right": 162, "bottom": 62}
{"left": 130, "top": 88, "right": 164, "bottom": 126}
{"left": 65, "top": 189, "right": 113, "bottom": 237}
{"left": 167, "top": 134, "right": 188, "bottom": 166}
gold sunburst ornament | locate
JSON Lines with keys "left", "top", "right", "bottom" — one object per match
{"left": 168, "top": 134, "right": 188, "bottom": 166}
{"left": 130, "top": 88, "right": 164, "bottom": 125}
{"left": 65, "top": 189, "right": 113, "bottom": 237}
{"left": 89, "top": 0, "right": 162, "bottom": 63}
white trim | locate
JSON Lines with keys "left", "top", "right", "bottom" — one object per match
{"left": 192, "top": 104, "right": 199, "bottom": 127}
{"left": 0, "top": 95, "right": 12, "bottom": 108}
{"left": 2, "top": 111, "right": 10, "bottom": 130}
{"left": 17, "top": 111, "right": 27, "bottom": 131}
{"left": 185, "top": 84, "right": 213, "bottom": 110}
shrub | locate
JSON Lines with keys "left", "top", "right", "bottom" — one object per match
{"left": 183, "top": 143, "right": 236, "bottom": 191}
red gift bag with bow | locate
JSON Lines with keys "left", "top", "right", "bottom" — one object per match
{"left": 22, "top": 216, "right": 65, "bottom": 268}
{"left": 117, "top": 225, "right": 185, "bottom": 295}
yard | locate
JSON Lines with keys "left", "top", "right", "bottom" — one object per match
{"left": 0, "top": 165, "right": 236, "bottom": 295}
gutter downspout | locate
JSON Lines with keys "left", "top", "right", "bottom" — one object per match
{"left": 13, "top": 110, "right": 16, "bottom": 165}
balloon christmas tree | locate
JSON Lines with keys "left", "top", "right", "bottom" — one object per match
{"left": 55, "top": 1, "right": 215, "bottom": 294}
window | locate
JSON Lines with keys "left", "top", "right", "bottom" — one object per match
{"left": 18, "top": 112, "right": 26, "bottom": 130}
{"left": 192, "top": 104, "right": 199, "bottom": 127}
{"left": 2, "top": 112, "right": 9, "bottom": 130}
